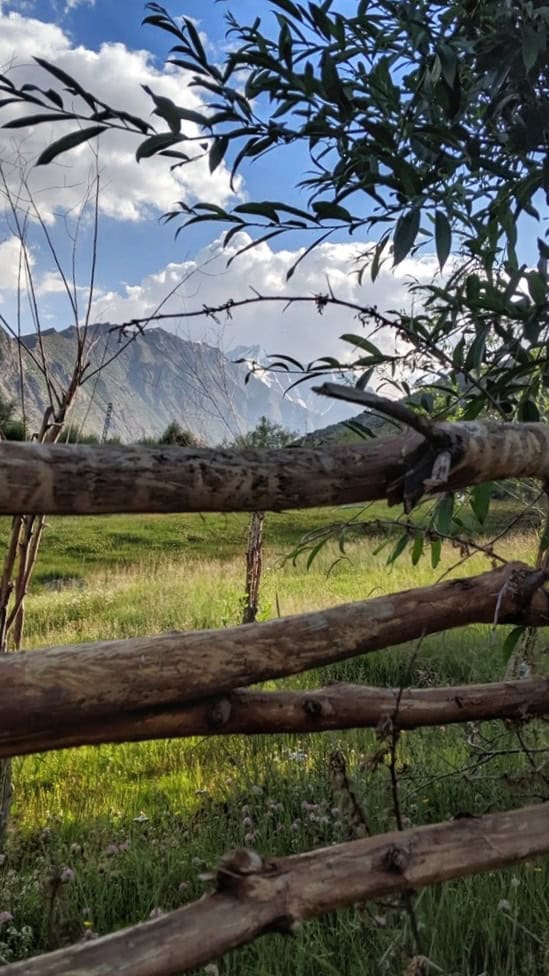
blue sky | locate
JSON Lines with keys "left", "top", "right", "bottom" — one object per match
{"left": 0, "top": 0, "right": 545, "bottom": 372}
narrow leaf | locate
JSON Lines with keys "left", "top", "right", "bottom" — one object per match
{"left": 37, "top": 125, "right": 106, "bottom": 165}
{"left": 435, "top": 210, "right": 452, "bottom": 270}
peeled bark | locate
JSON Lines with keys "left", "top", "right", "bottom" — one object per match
{"left": 4, "top": 802, "right": 549, "bottom": 976}
{"left": 1, "top": 421, "right": 549, "bottom": 515}
{"left": 1, "top": 562, "right": 548, "bottom": 756}
{"left": 2, "top": 677, "right": 549, "bottom": 758}
{"left": 242, "top": 511, "right": 265, "bottom": 624}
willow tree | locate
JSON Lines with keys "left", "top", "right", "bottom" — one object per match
{"left": 1, "top": 0, "right": 547, "bottom": 659}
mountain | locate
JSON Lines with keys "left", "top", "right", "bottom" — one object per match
{"left": 0, "top": 324, "right": 357, "bottom": 444}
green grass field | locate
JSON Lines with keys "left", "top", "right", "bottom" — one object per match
{"left": 1, "top": 505, "right": 548, "bottom": 974}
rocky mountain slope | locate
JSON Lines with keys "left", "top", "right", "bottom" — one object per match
{"left": 0, "top": 324, "right": 353, "bottom": 444}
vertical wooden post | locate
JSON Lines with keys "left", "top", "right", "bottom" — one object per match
{"left": 242, "top": 512, "right": 265, "bottom": 624}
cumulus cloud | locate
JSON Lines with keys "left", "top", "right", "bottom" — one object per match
{"left": 0, "top": 234, "right": 34, "bottom": 298}
{"left": 92, "top": 233, "right": 437, "bottom": 370}
{"left": 0, "top": 5, "right": 242, "bottom": 223}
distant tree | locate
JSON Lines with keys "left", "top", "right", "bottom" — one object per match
{"left": 158, "top": 421, "right": 203, "bottom": 447}
{"left": 233, "top": 416, "right": 297, "bottom": 450}
{"left": 0, "top": 394, "right": 18, "bottom": 438}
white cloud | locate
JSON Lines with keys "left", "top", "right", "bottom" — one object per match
{"left": 0, "top": 234, "right": 34, "bottom": 297}
{"left": 92, "top": 233, "right": 437, "bottom": 370}
{"left": 0, "top": 6, "right": 242, "bottom": 223}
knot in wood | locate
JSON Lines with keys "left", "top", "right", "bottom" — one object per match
{"left": 215, "top": 848, "right": 266, "bottom": 892}
{"left": 383, "top": 844, "right": 410, "bottom": 874}
{"left": 207, "top": 697, "right": 232, "bottom": 728}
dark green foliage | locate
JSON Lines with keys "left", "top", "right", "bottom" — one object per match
{"left": 232, "top": 415, "right": 298, "bottom": 449}
{"left": 158, "top": 421, "right": 203, "bottom": 447}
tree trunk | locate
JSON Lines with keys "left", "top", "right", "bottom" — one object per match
{"left": 3, "top": 802, "right": 549, "bottom": 976}
{"left": 1, "top": 562, "right": 548, "bottom": 757}
{"left": 1, "top": 420, "right": 549, "bottom": 515}
{"left": 242, "top": 511, "right": 265, "bottom": 624}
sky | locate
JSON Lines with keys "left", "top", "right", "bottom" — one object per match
{"left": 0, "top": 0, "right": 543, "bottom": 378}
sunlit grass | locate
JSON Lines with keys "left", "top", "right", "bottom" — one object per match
{"left": 1, "top": 509, "right": 547, "bottom": 973}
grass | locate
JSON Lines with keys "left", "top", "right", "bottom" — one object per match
{"left": 1, "top": 504, "right": 548, "bottom": 974}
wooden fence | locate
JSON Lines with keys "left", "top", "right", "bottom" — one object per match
{"left": 1, "top": 415, "right": 549, "bottom": 974}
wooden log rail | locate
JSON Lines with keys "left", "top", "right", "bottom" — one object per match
{"left": 3, "top": 802, "right": 549, "bottom": 976}
{"left": 2, "top": 562, "right": 548, "bottom": 757}
{"left": 1, "top": 420, "right": 549, "bottom": 514}
{"left": 2, "top": 676, "right": 549, "bottom": 758}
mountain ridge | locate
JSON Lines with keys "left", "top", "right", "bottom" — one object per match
{"left": 0, "top": 324, "right": 354, "bottom": 444}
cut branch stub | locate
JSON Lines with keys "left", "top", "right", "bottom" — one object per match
{"left": 4, "top": 803, "right": 549, "bottom": 976}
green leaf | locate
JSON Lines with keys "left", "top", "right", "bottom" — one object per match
{"left": 340, "top": 334, "right": 381, "bottom": 356}
{"left": 519, "top": 399, "right": 540, "bottom": 422}
{"left": 136, "top": 133, "right": 183, "bottom": 161}
{"left": 234, "top": 202, "right": 281, "bottom": 222}
{"left": 501, "top": 626, "right": 525, "bottom": 665}
{"left": 311, "top": 201, "right": 353, "bottom": 222}
{"left": 434, "top": 210, "right": 452, "bottom": 270}
{"left": 209, "top": 136, "right": 229, "bottom": 173}
{"left": 393, "top": 209, "right": 420, "bottom": 265}
{"left": 387, "top": 532, "right": 409, "bottom": 565}
{"left": 3, "top": 112, "right": 77, "bottom": 128}
{"left": 430, "top": 538, "right": 442, "bottom": 569}
{"left": 411, "top": 533, "right": 424, "bottom": 566}
{"left": 526, "top": 270, "right": 546, "bottom": 305}
{"left": 270, "top": 0, "right": 303, "bottom": 18}
{"left": 470, "top": 483, "right": 492, "bottom": 526}
{"left": 37, "top": 125, "right": 106, "bottom": 165}
{"left": 434, "top": 493, "right": 454, "bottom": 535}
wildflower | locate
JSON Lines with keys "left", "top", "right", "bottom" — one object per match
{"left": 288, "top": 751, "right": 308, "bottom": 762}
{"left": 510, "top": 876, "right": 520, "bottom": 889}
{"left": 104, "top": 843, "right": 119, "bottom": 857}
{"left": 250, "top": 785, "right": 263, "bottom": 796}
{"left": 241, "top": 816, "right": 254, "bottom": 828}
{"left": 119, "top": 840, "right": 130, "bottom": 852}
{"left": 290, "top": 820, "right": 301, "bottom": 832}
{"left": 149, "top": 907, "right": 164, "bottom": 919}
{"left": 178, "top": 881, "right": 190, "bottom": 893}
{"left": 83, "top": 920, "right": 94, "bottom": 929}
{"left": 70, "top": 843, "right": 83, "bottom": 856}
{"left": 82, "top": 928, "right": 99, "bottom": 941}
{"left": 203, "top": 965, "right": 220, "bottom": 976}
{"left": 0, "top": 911, "right": 13, "bottom": 927}
{"left": 497, "top": 899, "right": 512, "bottom": 913}
{"left": 133, "top": 812, "right": 149, "bottom": 823}
{"left": 244, "top": 831, "right": 258, "bottom": 845}
{"left": 60, "top": 867, "right": 75, "bottom": 883}
{"left": 0, "top": 854, "right": 5, "bottom": 865}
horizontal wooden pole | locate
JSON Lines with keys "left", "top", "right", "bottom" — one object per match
{"left": 0, "top": 420, "right": 549, "bottom": 514}
{"left": 5, "top": 802, "right": 549, "bottom": 975}
{"left": 1, "top": 562, "right": 548, "bottom": 754}
{"left": 3, "top": 676, "right": 549, "bottom": 758}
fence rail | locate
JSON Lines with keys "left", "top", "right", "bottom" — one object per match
{"left": 3, "top": 803, "right": 549, "bottom": 976}
{"left": 1, "top": 430, "right": 549, "bottom": 974}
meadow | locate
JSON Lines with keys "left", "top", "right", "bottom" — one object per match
{"left": 1, "top": 503, "right": 548, "bottom": 975}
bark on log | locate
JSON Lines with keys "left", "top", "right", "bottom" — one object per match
{"left": 2, "top": 676, "right": 549, "bottom": 758}
{"left": 4, "top": 803, "right": 549, "bottom": 976}
{"left": 1, "top": 421, "right": 549, "bottom": 514}
{"left": 1, "top": 562, "right": 548, "bottom": 755}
